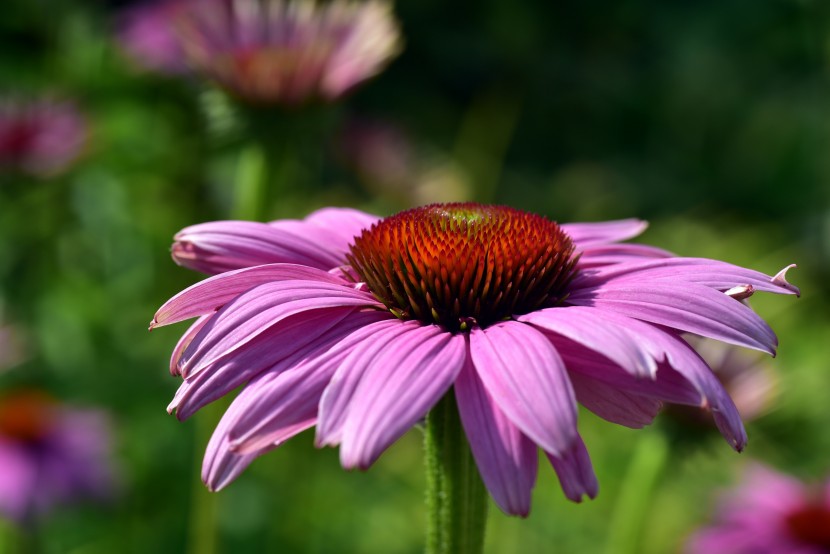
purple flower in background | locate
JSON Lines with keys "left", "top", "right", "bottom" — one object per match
{"left": 0, "top": 390, "right": 116, "bottom": 523}
{"left": 121, "top": 0, "right": 402, "bottom": 104}
{"left": 118, "top": 0, "right": 190, "bottom": 74}
{"left": 152, "top": 203, "right": 798, "bottom": 516}
{"left": 0, "top": 98, "right": 87, "bottom": 177}
{"left": 687, "top": 464, "right": 830, "bottom": 554}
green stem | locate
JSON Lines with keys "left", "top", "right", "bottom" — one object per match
{"left": 186, "top": 400, "right": 224, "bottom": 554}
{"left": 604, "top": 430, "right": 670, "bottom": 554}
{"left": 232, "top": 143, "right": 267, "bottom": 221}
{"left": 424, "top": 389, "right": 489, "bottom": 554}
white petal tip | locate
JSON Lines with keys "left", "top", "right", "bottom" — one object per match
{"left": 772, "top": 264, "right": 800, "bottom": 297}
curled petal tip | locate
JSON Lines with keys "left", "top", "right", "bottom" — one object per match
{"left": 725, "top": 284, "right": 754, "bottom": 301}
{"left": 772, "top": 264, "right": 800, "bottom": 297}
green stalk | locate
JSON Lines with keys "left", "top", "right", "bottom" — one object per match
{"left": 424, "top": 390, "right": 489, "bottom": 554}
{"left": 604, "top": 430, "right": 670, "bottom": 554}
{"left": 231, "top": 143, "right": 267, "bottom": 221}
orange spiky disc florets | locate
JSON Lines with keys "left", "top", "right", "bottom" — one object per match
{"left": 347, "top": 203, "right": 578, "bottom": 331}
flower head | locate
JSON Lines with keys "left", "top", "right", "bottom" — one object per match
{"left": 153, "top": 203, "right": 798, "bottom": 516}
{"left": 118, "top": 0, "right": 191, "bottom": 74}
{"left": 0, "top": 390, "right": 116, "bottom": 523}
{"left": 0, "top": 97, "right": 87, "bottom": 177}
{"left": 125, "top": 0, "right": 402, "bottom": 104}
{"left": 687, "top": 464, "right": 830, "bottom": 554}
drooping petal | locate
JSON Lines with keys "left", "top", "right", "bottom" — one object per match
{"left": 171, "top": 309, "right": 391, "bottom": 420}
{"left": 223, "top": 315, "right": 394, "bottom": 454}
{"left": 567, "top": 282, "right": 779, "bottom": 355}
{"left": 658, "top": 335, "right": 748, "bottom": 451}
{"left": 545, "top": 434, "right": 599, "bottom": 502}
{"left": 169, "top": 314, "right": 212, "bottom": 376}
{"left": 202, "top": 407, "right": 290, "bottom": 492}
{"left": 567, "top": 371, "right": 663, "bottom": 429}
{"left": 152, "top": 263, "right": 346, "bottom": 328}
{"left": 518, "top": 306, "right": 656, "bottom": 378}
{"left": 455, "top": 357, "right": 538, "bottom": 517}
{"left": 573, "top": 258, "right": 800, "bottom": 297}
{"left": 315, "top": 319, "right": 411, "bottom": 447}
{"left": 561, "top": 219, "right": 648, "bottom": 247}
{"left": 177, "top": 280, "right": 382, "bottom": 377}
{"left": 339, "top": 324, "right": 466, "bottom": 469}
{"left": 172, "top": 220, "right": 347, "bottom": 274}
{"left": 469, "top": 321, "right": 578, "bottom": 456}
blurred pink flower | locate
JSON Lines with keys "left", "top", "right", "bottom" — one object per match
{"left": 687, "top": 464, "right": 830, "bottom": 554}
{"left": 0, "top": 390, "right": 116, "bottom": 523}
{"left": 0, "top": 98, "right": 87, "bottom": 177}
{"left": 118, "top": 0, "right": 190, "bottom": 74}
{"left": 152, "top": 204, "right": 798, "bottom": 516}
{"left": 120, "top": 0, "right": 402, "bottom": 104}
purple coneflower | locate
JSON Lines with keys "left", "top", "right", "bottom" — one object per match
{"left": 118, "top": 0, "right": 191, "bottom": 74}
{"left": 0, "top": 390, "right": 116, "bottom": 523}
{"left": 126, "top": 0, "right": 402, "bottom": 104}
{"left": 152, "top": 203, "right": 798, "bottom": 516}
{"left": 0, "top": 98, "right": 87, "bottom": 177}
{"left": 687, "top": 464, "right": 830, "bottom": 554}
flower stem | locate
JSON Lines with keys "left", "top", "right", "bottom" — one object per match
{"left": 232, "top": 143, "right": 267, "bottom": 221}
{"left": 424, "top": 389, "right": 489, "bottom": 554}
{"left": 604, "top": 430, "right": 670, "bottom": 554}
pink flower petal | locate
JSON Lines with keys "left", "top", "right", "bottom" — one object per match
{"left": 224, "top": 316, "right": 393, "bottom": 454}
{"left": 577, "top": 243, "right": 674, "bottom": 269}
{"left": 152, "top": 263, "right": 346, "bottom": 328}
{"left": 545, "top": 434, "right": 598, "bottom": 502}
{"left": 316, "top": 319, "right": 414, "bottom": 446}
{"left": 568, "top": 282, "right": 778, "bottom": 355}
{"left": 469, "top": 321, "right": 578, "bottom": 456}
{"left": 169, "top": 314, "right": 212, "bottom": 376}
{"left": 339, "top": 325, "right": 466, "bottom": 469}
{"left": 301, "top": 206, "right": 380, "bottom": 243}
{"left": 172, "top": 220, "right": 347, "bottom": 274}
{"left": 561, "top": 219, "right": 648, "bottom": 247}
{"left": 171, "top": 309, "right": 391, "bottom": 419}
{"left": 574, "top": 258, "right": 800, "bottom": 297}
{"left": 178, "top": 279, "right": 381, "bottom": 377}
{"left": 568, "top": 371, "right": 663, "bottom": 429}
{"left": 455, "top": 357, "right": 537, "bottom": 516}
{"left": 518, "top": 305, "right": 656, "bottom": 378}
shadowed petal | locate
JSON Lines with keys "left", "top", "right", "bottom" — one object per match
{"left": 339, "top": 325, "right": 466, "bottom": 469}
{"left": 560, "top": 345, "right": 701, "bottom": 404}
{"left": 178, "top": 280, "right": 381, "bottom": 377}
{"left": 545, "top": 435, "right": 598, "bottom": 502}
{"left": 202, "top": 405, "right": 310, "bottom": 492}
{"left": 455, "top": 357, "right": 538, "bottom": 516}
{"left": 568, "top": 371, "right": 663, "bottom": 429}
{"left": 316, "top": 319, "right": 415, "bottom": 446}
{"left": 169, "top": 314, "right": 211, "bottom": 376}
{"left": 470, "top": 321, "right": 578, "bottom": 456}
{"left": 561, "top": 219, "right": 648, "bottom": 247}
{"left": 172, "top": 220, "right": 346, "bottom": 274}
{"left": 518, "top": 306, "right": 656, "bottom": 378}
{"left": 171, "top": 309, "right": 391, "bottom": 420}
{"left": 225, "top": 315, "right": 397, "bottom": 454}
{"left": 152, "top": 264, "right": 345, "bottom": 328}
{"left": 568, "top": 282, "right": 779, "bottom": 355}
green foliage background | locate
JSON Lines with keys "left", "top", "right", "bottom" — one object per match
{"left": 0, "top": 0, "right": 827, "bottom": 552}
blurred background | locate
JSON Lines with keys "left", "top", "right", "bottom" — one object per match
{"left": 0, "top": 0, "right": 827, "bottom": 552}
